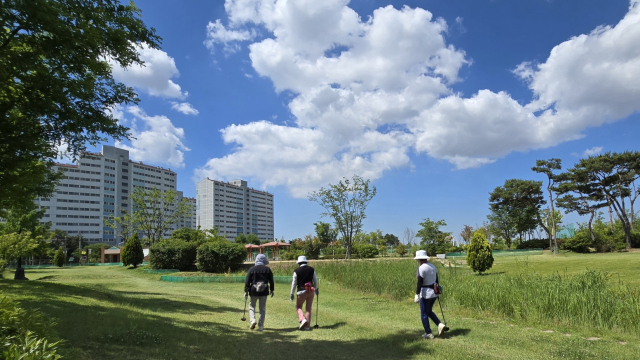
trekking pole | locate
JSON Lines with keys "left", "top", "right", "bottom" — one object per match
{"left": 437, "top": 297, "right": 449, "bottom": 331}
{"left": 313, "top": 292, "right": 319, "bottom": 329}
{"left": 241, "top": 296, "right": 248, "bottom": 322}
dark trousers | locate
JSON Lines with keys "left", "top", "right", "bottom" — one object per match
{"left": 419, "top": 297, "right": 441, "bottom": 334}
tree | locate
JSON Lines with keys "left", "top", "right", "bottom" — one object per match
{"left": 309, "top": 175, "right": 377, "bottom": 259}
{"left": 416, "top": 218, "right": 451, "bottom": 256}
{"left": 170, "top": 227, "right": 206, "bottom": 244}
{"left": 489, "top": 179, "right": 549, "bottom": 245}
{"left": 532, "top": 159, "right": 562, "bottom": 252}
{"left": 314, "top": 222, "right": 337, "bottom": 246}
{"left": 466, "top": 231, "right": 494, "bottom": 274}
{"left": 122, "top": 233, "right": 144, "bottom": 268}
{"left": 0, "top": 201, "right": 50, "bottom": 274}
{"left": 567, "top": 152, "right": 640, "bottom": 248}
{"left": 53, "top": 246, "right": 64, "bottom": 267}
{"left": 0, "top": 232, "right": 43, "bottom": 266}
{"left": 131, "top": 187, "right": 191, "bottom": 245}
{"left": 104, "top": 210, "right": 137, "bottom": 243}
{"left": 403, "top": 227, "right": 416, "bottom": 246}
{"left": 0, "top": 0, "right": 161, "bottom": 211}
{"left": 395, "top": 243, "right": 407, "bottom": 257}
{"left": 234, "top": 233, "right": 247, "bottom": 244}
{"left": 246, "top": 233, "right": 260, "bottom": 245}
{"left": 460, "top": 225, "right": 474, "bottom": 244}
{"left": 486, "top": 207, "right": 516, "bottom": 249}
{"left": 383, "top": 233, "right": 400, "bottom": 247}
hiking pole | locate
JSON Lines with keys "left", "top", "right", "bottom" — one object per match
{"left": 313, "top": 292, "right": 319, "bottom": 329}
{"left": 241, "top": 296, "right": 248, "bottom": 321}
{"left": 437, "top": 297, "right": 449, "bottom": 331}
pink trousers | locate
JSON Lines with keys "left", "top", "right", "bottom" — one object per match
{"left": 296, "top": 291, "right": 314, "bottom": 328}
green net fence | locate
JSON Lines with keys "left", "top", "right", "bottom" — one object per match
{"left": 160, "top": 275, "right": 319, "bottom": 283}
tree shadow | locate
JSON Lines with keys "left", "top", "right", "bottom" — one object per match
{"left": 1, "top": 280, "right": 435, "bottom": 360}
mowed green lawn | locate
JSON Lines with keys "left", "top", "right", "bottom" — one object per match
{"left": 1, "top": 253, "right": 639, "bottom": 360}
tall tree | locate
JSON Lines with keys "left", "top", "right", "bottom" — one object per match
{"left": 403, "top": 227, "right": 416, "bottom": 246}
{"left": 486, "top": 207, "right": 516, "bottom": 249}
{"left": 416, "top": 218, "right": 451, "bottom": 256}
{"left": 489, "top": 179, "right": 549, "bottom": 246}
{"left": 383, "top": 233, "right": 400, "bottom": 247}
{"left": 567, "top": 152, "right": 640, "bottom": 248}
{"left": 0, "top": 0, "right": 161, "bottom": 211}
{"left": 459, "top": 225, "right": 474, "bottom": 244}
{"left": 131, "top": 187, "right": 191, "bottom": 245}
{"left": 309, "top": 175, "right": 376, "bottom": 259}
{"left": 104, "top": 210, "right": 137, "bottom": 243}
{"left": 314, "top": 221, "right": 337, "bottom": 246}
{"left": 532, "top": 159, "right": 562, "bottom": 252}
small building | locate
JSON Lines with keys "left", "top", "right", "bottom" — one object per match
{"left": 244, "top": 242, "right": 291, "bottom": 261}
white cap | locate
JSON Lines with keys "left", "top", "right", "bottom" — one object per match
{"left": 296, "top": 255, "right": 308, "bottom": 264}
{"left": 414, "top": 250, "right": 430, "bottom": 260}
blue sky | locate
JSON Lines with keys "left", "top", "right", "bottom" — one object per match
{"left": 96, "top": 0, "right": 640, "bottom": 242}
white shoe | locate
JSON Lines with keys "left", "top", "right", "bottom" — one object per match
{"left": 299, "top": 319, "right": 308, "bottom": 330}
{"left": 438, "top": 323, "right": 447, "bottom": 336}
{"left": 422, "top": 333, "right": 435, "bottom": 339}
{"left": 258, "top": 325, "right": 264, "bottom": 332}
{"left": 302, "top": 327, "right": 312, "bottom": 331}
{"left": 250, "top": 321, "right": 256, "bottom": 330}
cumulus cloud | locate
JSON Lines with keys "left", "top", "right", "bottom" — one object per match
{"left": 111, "top": 44, "right": 186, "bottom": 99}
{"left": 116, "top": 106, "right": 190, "bottom": 168}
{"left": 198, "top": 0, "right": 640, "bottom": 196}
{"left": 170, "top": 102, "right": 199, "bottom": 115}
{"left": 204, "top": 19, "right": 256, "bottom": 54}
{"left": 583, "top": 147, "right": 604, "bottom": 157}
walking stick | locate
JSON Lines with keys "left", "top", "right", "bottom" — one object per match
{"left": 437, "top": 297, "right": 449, "bottom": 331}
{"left": 241, "top": 296, "right": 248, "bottom": 321}
{"left": 313, "top": 292, "right": 319, "bottom": 329}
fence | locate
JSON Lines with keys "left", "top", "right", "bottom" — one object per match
{"left": 445, "top": 248, "right": 544, "bottom": 257}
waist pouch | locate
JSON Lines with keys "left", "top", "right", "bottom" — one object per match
{"left": 304, "top": 282, "right": 314, "bottom": 293}
{"left": 252, "top": 281, "right": 267, "bottom": 293}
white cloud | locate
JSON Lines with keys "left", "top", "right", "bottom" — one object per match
{"left": 204, "top": 19, "right": 256, "bottom": 54}
{"left": 115, "top": 106, "right": 190, "bottom": 168}
{"left": 111, "top": 44, "right": 186, "bottom": 99}
{"left": 170, "top": 102, "right": 199, "bottom": 115}
{"left": 583, "top": 146, "right": 603, "bottom": 157}
{"left": 199, "top": 0, "right": 640, "bottom": 196}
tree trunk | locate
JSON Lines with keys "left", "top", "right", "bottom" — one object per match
{"left": 608, "top": 204, "right": 614, "bottom": 232}
{"left": 588, "top": 211, "right": 596, "bottom": 243}
{"left": 345, "top": 244, "right": 351, "bottom": 259}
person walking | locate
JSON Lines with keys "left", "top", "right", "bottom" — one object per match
{"left": 414, "top": 250, "right": 447, "bottom": 339}
{"left": 290, "top": 255, "right": 318, "bottom": 331}
{"left": 244, "top": 253, "right": 274, "bottom": 332}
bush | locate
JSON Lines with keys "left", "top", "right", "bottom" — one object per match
{"left": 0, "top": 259, "right": 6, "bottom": 279}
{"left": 281, "top": 250, "right": 304, "bottom": 261}
{"left": 197, "top": 241, "right": 247, "bottom": 273}
{"left": 53, "top": 247, "right": 65, "bottom": 267}
{"left": 353, "top": 244, "right": 379, "bottom": 259}
{"left": 122, "top": 233, "right": 144, "bottom": 268}
{"left": 149, "top": 240, "right": 197, "bottom": 271}
{"left": 516, "top": 239, "right": 549, "bottom": 250}
{"left": 395, "top": 243, "right": 407, "bottom": 257}
{"left": 467, "top": 231, "right": 494, "bottom": 274}
{"left": 562, "top": 232, "right": 592, "bottom": 253}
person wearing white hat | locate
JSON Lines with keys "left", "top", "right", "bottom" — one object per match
{"left": 290, "top": 255, "right": 318, "bottom": 330}
{"left": 414, "top": 250, "right": 446, "bottom": 339}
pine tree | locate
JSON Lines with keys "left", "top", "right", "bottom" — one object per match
{"left": 466, "top": 231, "right": 494, "bottom": 274}
{"left": 53, "top": 246, "right": 65, "bottom": 267}
{"left": 122, "top": 233, "right": 144, "bottom": 268}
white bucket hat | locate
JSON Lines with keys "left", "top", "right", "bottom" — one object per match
{"left": 296, "top": 255, "right": 308, "bottom": 264}
{"left": 414, "top": 250, "right": 430, "bottom": 260}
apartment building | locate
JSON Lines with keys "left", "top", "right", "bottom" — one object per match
{"left": 177, "top": 191, "right": 197, "bottom": 230}
{"left": 35, "top": 145, "right": 194, "bottom": 245}
{"left": 196, "top": 178, "right": 274, "bottom": 242}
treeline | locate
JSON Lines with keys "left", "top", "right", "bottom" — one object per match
{"left": 486, "top": 152, "right": 639, "bottom": 253}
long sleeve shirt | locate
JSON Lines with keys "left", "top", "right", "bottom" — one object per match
{"left": 290, "top": 264, "right": 318, "bottom": 296}
{"left": 415, "top": 262, "right": 438, "bottom": 299}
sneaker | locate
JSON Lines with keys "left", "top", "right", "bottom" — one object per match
{"left": 250, "top": 321, "right": 257, "bottom": 330}
{"left": 258, "top": 325, "right": 264, "bottom": 332}
{"left": 299, "top": 319, "right": 308, "bottom": 330}
{"left": 301, "top": 327, "right": 312, "bottom": 331}
{"left": 438, "top": 323, "right": 447, "bottom": 336}
{"left": 422, "top": 333, "right": 435, "bottom": 339}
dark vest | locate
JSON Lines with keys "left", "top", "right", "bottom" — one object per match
{"left": 294, "top": 265, "right": 315, "bottom": 291}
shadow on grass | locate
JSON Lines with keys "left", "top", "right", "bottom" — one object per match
{"left": 443, "top": 328, "right": 471, "bottom": 339}
{"left": 1, "top": 280, "right": 434, "bottom": 360}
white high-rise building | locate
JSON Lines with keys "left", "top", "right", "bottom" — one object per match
{"left": 196, "top": 179, "right": 274, "bottom": 242}
{"left": 35, "top": 145, "right": 194, "bottom": 245}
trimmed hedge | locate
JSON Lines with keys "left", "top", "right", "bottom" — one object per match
{"left": 197, "top": 241, "right": 246, "bottom": 273}
{"left": 149, "top": 240, "right": 197, "bottom": 271}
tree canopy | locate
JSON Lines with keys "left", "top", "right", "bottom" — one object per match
{"left": 0, "top": 0, "right": 160, "bottom": 211}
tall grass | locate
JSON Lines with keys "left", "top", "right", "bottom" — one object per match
{"left": 269, "top": 259, "right": 640, "bottom": 334}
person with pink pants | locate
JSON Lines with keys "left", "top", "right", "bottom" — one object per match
{"left": 290, "top": 256, "right": 319, "bottom": 330}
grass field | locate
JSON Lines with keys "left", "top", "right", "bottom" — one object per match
{"left": 1, "top": 252, "right": 640, "bottom": 359}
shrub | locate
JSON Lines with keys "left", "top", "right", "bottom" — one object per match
{"left": 562, "top": 232, "right": 592, "bottom": 253}
{"left": 0, "top": 259, "right": 6, "bottom": 279}
{"left": 395, "top": 243, "right": 407, "bottom": 257}
{"left": 353, "top": 244, "right": 379, "bottom": 259}
{"left": 149, "top": 240, "right": 197, "bottom": 271}
{"left": 197, "top": 241, "right": 247, "bottom": 273}
{"left": 53, "top": 247, "right": 65, "bottom": 267}
{"left": 281, "top": 250, "right": 304, "bottom": 261}
{"left": 516, "top": 239, "right": 549, "bottom": 250}
{"left": 466, "top": 231, "right": 494, "bottom": 274}
{"left": 122, "top": 233, "right": 144, "bottom": 268}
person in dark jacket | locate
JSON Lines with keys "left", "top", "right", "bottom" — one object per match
{"left": 244, "top": 253, "right": 274, "bottom": 331}
{"left": 289, "top": 256, "right": 318, "bottom": 330}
